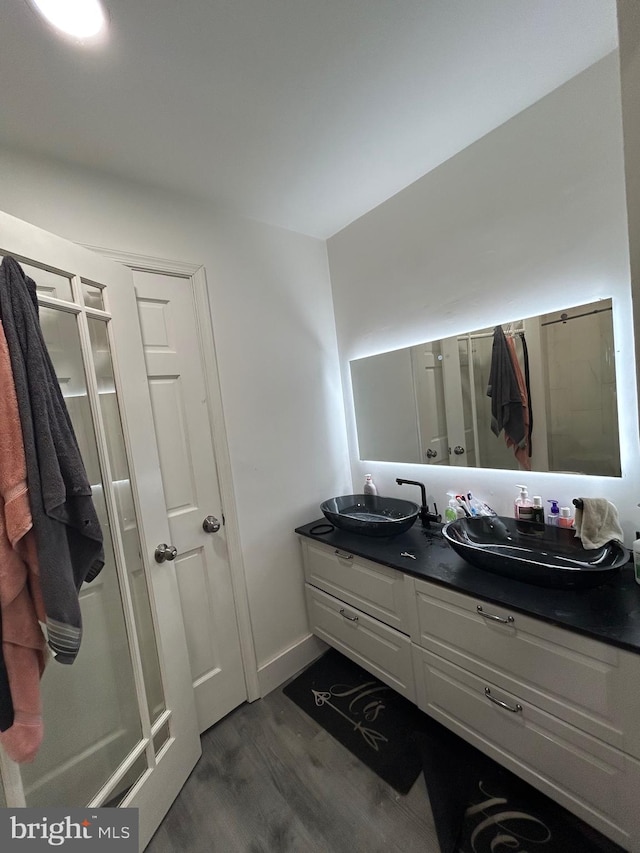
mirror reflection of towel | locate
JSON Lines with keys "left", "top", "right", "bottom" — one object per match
{"left": 505, "top": 336, "right": 530, "bottom": 471}
{"left": 487, "top": 325, "right": 526, "bottom": 451}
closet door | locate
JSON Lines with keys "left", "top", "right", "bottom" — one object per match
{"left": 0, "top": 212, "right": 200, "bottom": 849}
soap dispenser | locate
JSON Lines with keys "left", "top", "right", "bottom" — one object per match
{"left": 363, "top": 474, "right": 377, "bottom": 496}
{"left": 514, "top": 485, "right": 533, "bottom": 522}
{"left": 547, "top": 500, "right": 560, "bottom": 526}
{"left": 445, "top": 496, "right": 459, "bottom": 523}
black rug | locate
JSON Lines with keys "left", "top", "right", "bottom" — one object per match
{"left": 284, "top": 650, "right": 625, "bottom": 853}
{"left": 415, "top": 718, "right": 625, "bottom": 853}
{"left": 282, "top": 649, "right": 425, "bottom": 793}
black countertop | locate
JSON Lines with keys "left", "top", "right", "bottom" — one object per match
{"left": 295, "top": 519, "right": 640, "bottom": 655}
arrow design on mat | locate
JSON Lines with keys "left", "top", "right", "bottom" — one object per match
{"left": 312, "top": 689, "right": 389, "bottom": 751}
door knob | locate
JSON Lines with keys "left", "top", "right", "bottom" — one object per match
{"left": 453, "top": 446, "right": 465, "bottom": 455}
{"left": 202, "top": 515, "right": 221, "bottom": 534}
{"left": 426, "top": 448, "right": 437, "bottom": 459}
{"left": 155, "top": 544, "right": 178, "bottom": 563}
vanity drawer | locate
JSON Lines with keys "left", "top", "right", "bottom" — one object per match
{"left": 305, "top": 583, "right": 415, "bottom": 701}
{"left": 413, "top": 578, "right": 640, "bottom": 756}
{"left": 301, "top": 539, "right": 410, "bottom": 632}
{"left": 412, "top": 645, "right": 640, "bottom": 851}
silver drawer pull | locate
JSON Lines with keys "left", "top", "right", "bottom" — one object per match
{"left": 477, "top": 605, "right": 514, "bottom": 625}
{"left": 334, "top": 549, "right": 354, "bottom": 560}
{"left": 339, "top": 608, "right": 359, "bottom": 623}
{"left": 484, "top": 687, "right": 522, "bottom": 713}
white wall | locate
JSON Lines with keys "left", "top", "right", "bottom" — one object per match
{"left": 0, "top": 148, "right": 351, "bottom": 680}
{"left": 327, "top": 53, "right": 640, "bottom": 539}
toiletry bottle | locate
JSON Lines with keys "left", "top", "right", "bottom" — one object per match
{"left": 514, "top": 485, "right": 533, "bottom": 522}
{"left": 531, "top": 496, "right": 545, "bottom": 532}
{"left": 558, "top": 506, "right": 574, "bottom": 529}
{"left": 363, "top": 474, "right": 377, "bottom": 495}
{"left": 445, "top": 497, "right": 459, "bottom": 523}
{"left": 633, "top": 535, "right": 640, "bottom": 586}
{"left": 547, "top": 500, "right": 560, "bottom": 526}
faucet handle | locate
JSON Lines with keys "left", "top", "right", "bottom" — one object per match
{"left": 428, "top": 501, "right": 439, "bottom": 520}
{"left": 421, "top": 502, "right": 442, "bottom": 525}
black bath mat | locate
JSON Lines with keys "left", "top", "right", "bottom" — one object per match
{"left": 414, "top": 721, "right": 626, "bottom": 853}
{"left": 282, "top": 649, "right": 424, "bottom": 793}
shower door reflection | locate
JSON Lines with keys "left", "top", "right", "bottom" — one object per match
{"left": 19, "top": 307, "right": 149, "bottom": 806}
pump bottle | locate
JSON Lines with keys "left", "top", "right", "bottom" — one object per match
{"left": 514, "top": 485, "right": 533, "bottom": 522}
{"left": 363, "top": 474, "right": 377, "bottom": 496}
{"left": 547, "top": 500, "right": 560, "bottom": 526}
{"left": 445, "top": 498, "right": 458, "bottom": 523}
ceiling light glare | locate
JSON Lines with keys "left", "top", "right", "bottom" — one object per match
{"left": 32, "top": 0, "right": 106, "bottom": 39}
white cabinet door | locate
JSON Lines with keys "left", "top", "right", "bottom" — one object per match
{"left": 132, "top": 268, "right": 247, "bottom": 733}
{"left": 0, "top": 211, "right": 200, "bottom": 850}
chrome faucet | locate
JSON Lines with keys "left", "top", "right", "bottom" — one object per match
{"left": 395, "top": 478, "right": 442, "bottom": 527}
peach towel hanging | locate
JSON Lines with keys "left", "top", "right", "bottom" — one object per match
{"left": 505, "top": 334, "right": 531, "bottom": 471}
{"left": 0, "top": 319, "right": 47, "bottom": 763}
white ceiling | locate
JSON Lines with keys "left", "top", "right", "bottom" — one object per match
{"left": 0, "top": 1, "right": 618, "bottom": 238}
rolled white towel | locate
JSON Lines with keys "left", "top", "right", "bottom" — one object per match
{"left": 573, "top": 498, "right": 624, "bottom": 549}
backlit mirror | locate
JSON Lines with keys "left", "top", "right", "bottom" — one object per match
{"left": 350, "top": 298, "right": 620, "bottom": 477}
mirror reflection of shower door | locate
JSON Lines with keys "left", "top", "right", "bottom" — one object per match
{"left": 0, "top": 212, "right": 200, "bottom": 849}
{"left": 441, "top": 338, "right": 474, "bottom": 467}
{"left": 411, "top": 343, "right": 448, "bottom": 464}
{"left": 456, "top": 338, "right": 477, "bottom": 468}
{"left": 412, "top": 340, "right": 476, "bottom": 466}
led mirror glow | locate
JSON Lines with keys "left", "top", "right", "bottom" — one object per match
{"left": 32, "top": 0, "right": 106, "bottom": 39}
{"left": 349, "top": 298, "right": 621, "bottom": 477}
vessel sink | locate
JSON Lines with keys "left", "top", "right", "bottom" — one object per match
{"left": 442, "top": 516, "right": 628, "bottom": 589}
{"left": 321, "top": 494, "right": 420, "bottom": 537}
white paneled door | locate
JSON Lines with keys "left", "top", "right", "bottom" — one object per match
{"left": 132, "top": 268, "right": 247, "bottom": 733}
{"left": 0, "top": 211, "right": 201, "bottom": 850}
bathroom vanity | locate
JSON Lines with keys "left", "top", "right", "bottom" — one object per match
{"left": 295, "top": 520, "right": 640, "bottom": 851}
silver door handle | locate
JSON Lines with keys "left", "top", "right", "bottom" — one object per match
{"left": 477, "top": 605, "right": 514, "bottom": 624}
{"left": 202, "top": 515, "right": 221, "bottom": 533}
{"left": 453, "top": 446, "right": 465, "bottom": 455}
{"left": 484, "top": 687, "right": 522, "bottom": 713}
{"left": 155, "top": 544, "right": 178, "bottom": 563}
{"left": 334, "top": 550, "right": 353, "bottom": 560}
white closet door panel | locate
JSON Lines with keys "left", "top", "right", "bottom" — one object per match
{"left": 134, "top": 268, "right": 246, "bottom": 733}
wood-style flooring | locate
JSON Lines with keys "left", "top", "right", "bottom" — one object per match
{"left": 146, "top": 685, "right": 440, "bottom": 853}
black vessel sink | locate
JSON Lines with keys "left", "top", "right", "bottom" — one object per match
{"left": 442, "top": 516, "right": 628, "bottom": 589}
{"left": 321, "top": 494, "right": 420, "bottom": 537}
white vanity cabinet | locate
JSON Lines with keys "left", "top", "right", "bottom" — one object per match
{"left": 299, "top": 535, "right": 640, "bottom": 852}
{"left": 409, "top": 578, "right": 640, "bottom": 851}
{"left": 300, "top": 539, "right": 416, "bottom": 701}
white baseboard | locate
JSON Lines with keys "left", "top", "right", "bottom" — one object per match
{"left": 257, "top": 633, "right": 328, "bottom": 697}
